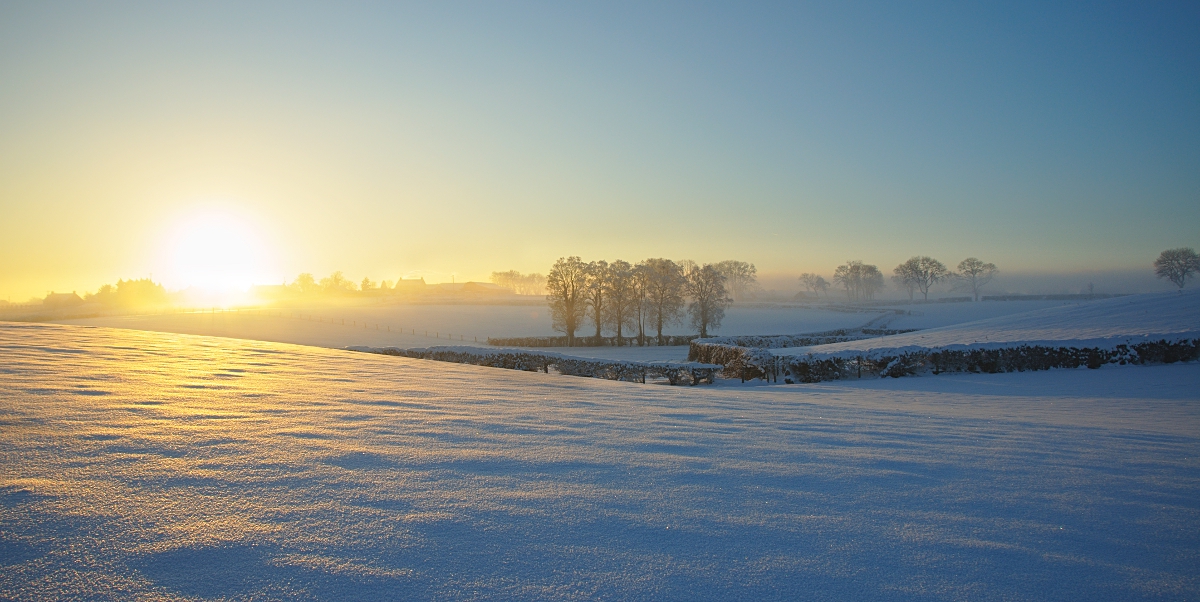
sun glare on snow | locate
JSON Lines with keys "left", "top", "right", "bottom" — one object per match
{"left": 166, "top": 213, "right": 270, "bottom": 295}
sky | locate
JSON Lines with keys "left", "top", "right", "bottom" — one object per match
{"left": 1, "top": 1, "right": 1197, "bottom": 300}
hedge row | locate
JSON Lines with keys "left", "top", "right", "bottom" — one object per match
{"left": 756, "top": 339, "right": 1200, "bottom": 383}
{"left": 347, "top": 345, "right": 721, "bottom": 385}
{"left": 488, "top": 334, "right": 700, "bottom": 348}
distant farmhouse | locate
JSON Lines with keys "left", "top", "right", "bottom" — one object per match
{"left": 42, "top": 292, "right": 84, "bottom": 309}
{"left": 391, "top": 277, "right": 427, "bottom": 291}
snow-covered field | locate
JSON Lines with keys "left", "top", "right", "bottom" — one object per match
{"left": 3, "top": 322, "right": 1199, "bottom": 600}
{"left": 59, "top": 310, "right": 482, "bottom": 352}
{"left": 50, "top": 302, "right": 921, "bottom": 343}
{"left": 54, "top": 300, "right": 1088, "bottom": 364}
{"left": 777, "top": 290, "right": 1200, "bottom": 358}
{"left": 54, "top": 304, "right": 885, "bottom": 362}
{"left": 878, "top": 299, "right": 1081, "bottom": 331}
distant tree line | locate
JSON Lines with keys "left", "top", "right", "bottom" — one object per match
{"left": 800, "top": 257, "right": 998, "bottom": 303}
{"left": 805, "top": 247, "right": 1197, "bottom": 302}
{"left": 285, "top": 271, "right": 431, "bottom": 297}
{"left": 84, "top": 278, "right": 168, "bottom": 308}
{"left": 546, "top": 258, "right": 756, "bottom": 346}
{"left": 489, "top": 271, "right": 547, "bottom": 295}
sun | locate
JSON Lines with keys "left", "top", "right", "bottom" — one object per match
{"left": 166, "top": 212, "right": 271, "bottom": 294}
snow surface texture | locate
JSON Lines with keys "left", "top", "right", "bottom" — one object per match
{"left": 775, "top": 290, "right": 1200, "bottom": 359}
{"left": 2, "top": 322, "right": 1199, "bottom": 600}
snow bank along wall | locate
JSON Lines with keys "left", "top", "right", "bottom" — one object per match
{"left": 487, "top": 334, "right": 698, "bottom": 347}
{"left": 695, "top": 338, "right": 1200, "bottom": 384}
{"left": 690, "top": 292, "right": 1200, "bottom": 383}
{"left": 348, "top": 345, "right": 721, "bottom": 385}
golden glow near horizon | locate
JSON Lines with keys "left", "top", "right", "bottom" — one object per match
{"left": 162, "top": 211, "right": 272, "bottom": 295}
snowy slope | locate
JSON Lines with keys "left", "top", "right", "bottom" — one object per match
{"left": 2, "top": 322, "right": 1199, "bottom": 600}
{"left": 878, "top": 299, "right": 1079, "bottom": 330}
{"left": 776, "top": 290, "right": 1200, "bottom": 358}
{"left": 55, "top": 308, "right": 500, "bottom": 349}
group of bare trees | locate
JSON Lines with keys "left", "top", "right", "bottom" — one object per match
{"left": 547, "top": 257, "right": 750, "bottom": 346}
{"left": 798, "top": 273, "right": 830, "bottom": 298}
{"left": 489, "top": 271, "right": 547, "bottom": 295}
{"left": 891, "top": 256, "right": 949, "bottom": 301}
{"left": 833, "top": 261, "right": 886, "bottom": 302}
{"left": 800, "top": 257, "right": 998, "bottom": 303}
{"left": 291, "top": 271, "right": 375, "bottom": 295}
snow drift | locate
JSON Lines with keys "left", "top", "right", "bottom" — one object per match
{"left": 698, "top": 291, "right": 1200, "bottom": 382}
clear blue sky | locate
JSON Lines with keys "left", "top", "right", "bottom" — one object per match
{"left": 1, "top": 1, "right": 1197, "bottom": 297}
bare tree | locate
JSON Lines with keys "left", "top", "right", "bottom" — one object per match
{"left": 798, "top": 273, "right": 828, "bottom": 299}
{"left": 546, "top": 257, "right": 588, "bottom": 346}
{"left": 291, "top": 273, "right": 318, "bottom": 294}
{"left": 320, "top": 271, "right": 357, "bottom": 293}
{"left": 686, "top": 264, "right": 732, "bottom": 337}
{"left": 713, "top": 260, "right": 758, "bottom": 303}
{"left": 678, "top": 259, "right": 698, "bottom": 280}
{"left": 519, "top": 273, "right": 547, "bottom": 295}
{"left": 1155, "top": 247, "right": 1200, "bottom": 289}
{"left": 861, "top": 264, "right": 884, "bottom": 300}
{"left": 632, "top": 263, "right": 651, "bottom": 346}
{"left": 584, "top": 260, "right": 610, "bottom": 342}
{"left": 833, "top": 261, "right": 883, "bottom": 302}
{"left": 833, "top": 263, "right": 856, "bottom": 301}
{"left": 491, "top": 271, "right": 548, "bottom": 295}
{"left": 893, "top": 256, "right": 950, "bottom": 301}
{"left": 953, "top": 258, "right": 998, "bottom": 302}
{"left": 891, "top": 266, "right": 918, "bottom": 301}
{"left": 490, "top": 270, "right": 521, "bottom": 292}
{"left": 642, "top": 258, "right": 685, "bottom": 345}
{"left": 605, "top": 260, "right": 637, "bottom": 346}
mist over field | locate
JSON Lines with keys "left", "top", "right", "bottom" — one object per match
{"left": 2, "top": 2, "right": 1199, "bottom": 600}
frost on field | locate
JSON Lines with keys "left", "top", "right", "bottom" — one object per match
{"left": 1, "top": 322, "right": 1198, "bottom": 600}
